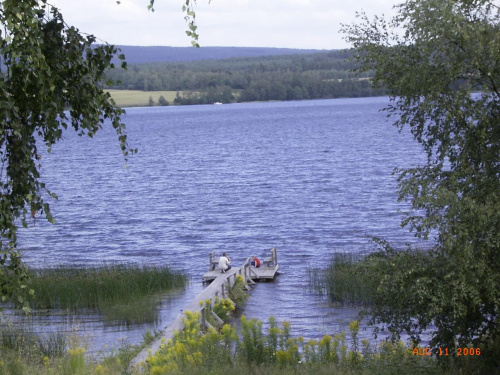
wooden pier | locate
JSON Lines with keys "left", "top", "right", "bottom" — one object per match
{"left": 129, "top": 248, "right": 279, "bottom": 371}
{"left": 202, "top": 247, "right": 279, "bottom": 282}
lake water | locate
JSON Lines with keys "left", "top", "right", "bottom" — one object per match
{"left": 11, "top": 97, "right": 429, "bottom": 352}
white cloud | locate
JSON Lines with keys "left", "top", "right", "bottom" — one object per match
{"left": 49, "top": 0, "right": 398, "bottom": 48}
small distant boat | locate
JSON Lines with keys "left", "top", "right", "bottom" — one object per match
{"left": 214, "top": 102, "right": 223, "bottom": 105}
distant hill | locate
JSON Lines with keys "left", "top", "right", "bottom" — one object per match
{"left": 114, "top": 46, "right": 325, "bottom": 64}
{"left": 105, "top": 49, "right": 385, "bottom": 105}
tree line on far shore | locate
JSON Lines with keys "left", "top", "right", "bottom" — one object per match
{"left": 105, "top": 50, "right": 386, "bottom": 104}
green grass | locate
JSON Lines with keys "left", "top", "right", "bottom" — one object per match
{"left": 0, "top": 325, "right": 67, "bottom": 359}
{"left": 309, "top": 252, "right": 385, "bottom": 305}
{"left": 27, "top": 264, "right": 187, "bottom": 324}
{"left": 0, "top": 318, "right": 478, "bottom": 375}
{"left": 311, "top": 248, "right": 438, "bottom": 306}
{"left": 107, "top": 89, "right": 178, "bottom": 108}
{"left": 0, "top": 325, "right": 142, "bottom": 375}
{"left": 142, "top": 312, "right": 449, "bottom": 375}
{"left": 0, "top": 312, "right": 475, "bottom": 375}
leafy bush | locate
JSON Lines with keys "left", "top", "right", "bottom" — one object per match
{"left": 228, "top": 275, "right": 249, "bottom": 307}
{"left": 144, "top": 312, "right": 443, "bottom": 375}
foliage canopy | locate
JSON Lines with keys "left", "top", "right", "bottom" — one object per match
{"left": 0, "top": 0, "right": 206, "bottom": 310}
{"left": 0, "top": 0, "right": 134, "bottom": 309}
{"left": 342, "top": 0, "right": 500, "bottom": 366}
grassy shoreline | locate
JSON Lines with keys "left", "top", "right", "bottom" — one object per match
{"left": 0, "top": 311, "right": 452, "bottom": 375}
{"left": 107, "top": 89, "right": 179, "bottom": 108}
{"left": 25, "top": 263, "right": 187, "bottom": 325}
{"left": 0, "top": 259, "right": 484, "bottom": 374}
{"left": 309, "top": 252, "right": 384, "bottom": 306}
{"left": 0, "top": 264, "right": 188, "bottom": 373}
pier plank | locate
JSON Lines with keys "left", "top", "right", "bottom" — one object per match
{"left": 202, "top": 265, "right": 279, "bottom": 282}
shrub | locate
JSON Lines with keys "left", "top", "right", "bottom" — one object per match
{"left": 144, "top": 314, "right": 443, "bottom": 374}
{"left": 228, "top": 275, "right": 249, "bottom": 307}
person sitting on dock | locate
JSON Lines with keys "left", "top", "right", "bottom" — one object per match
{"left": 219, "top": 253, "right": 231, "bottom": 273}
{"left": 251, "top": 256, "right": 261, "bottom": 268}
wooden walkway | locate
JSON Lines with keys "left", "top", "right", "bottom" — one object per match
{"left": 202, "top": 247, "right": 279, "bottom": 282}
{"left": 202, "top": 265, "right": 279, "bottom": 282}
{"left": 129, "top": 248, "right": 279, "bottom": 371}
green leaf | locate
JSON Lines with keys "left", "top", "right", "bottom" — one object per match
{"left": 342, "top": 0, "right": 500, "bottom": 358}
{"left": 22, "top": 306, "right": 31, "bottom": 314}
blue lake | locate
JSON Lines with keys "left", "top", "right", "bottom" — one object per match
{"left": 13, "top": 97, "right": 430, "bottom": 352}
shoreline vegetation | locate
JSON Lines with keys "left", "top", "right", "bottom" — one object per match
{"left": 107, "top": 87, "right": 382, "bottom": 109}
{"left": 105, "top": 50, "right": 385, "bottom": 108}
{"left": 140, "top": 312, "right": 450, "bottom": 375}
{"left": 309, "top": 249, "right": 434, "bottom": 306}
{"left": 107, "top": 89, "right": 178, "bottom": 108}
{"left": 0, "top": 258, "right": 485, "bottom": 374}
{"left": 0, "top": 262, "right": 444, "bottom": 375}
{"left": 1, "top": 264, "right": 187, "bottom": 326}
{"left": 309, "top": 252, "right": 379, "bottom": 306}
{"left": 0, "top": 264, "right": 187, "bottom": 373}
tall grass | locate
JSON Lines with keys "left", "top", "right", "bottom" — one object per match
{"left": 0, "top": 324, "right": 142, "bottom": 375}
{"left": 142, "top": 312, "right": 446, "bottom": 375}
{"left": 228, "top": 274, "right": 249, "bottom": 308}
{"left": 309, "top": 252, "right": 384, "bottom": 305}
{"left": 29, "top": 264, "right": 186, "bottom": 310}
{"left": 26, "top": 264, "right": 187, "bottom": 324}
{"left": 0, "top": 316, "right": 471, "bottom": 375}
{"left": 0, "top": 325, "right": 67, "bottom": 359}
{"left": 311, "top": 249, "right": 437, "bottom": 306}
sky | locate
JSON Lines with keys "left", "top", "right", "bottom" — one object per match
{"left": 48, "top": 0, "right": 399, "bottom": 50}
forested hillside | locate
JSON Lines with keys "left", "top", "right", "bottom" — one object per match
{"left": 105, "top": 49, "right": 385, "bottom": 104}
{"left": 112, "top": 45, "right": 323, "bottom": 64}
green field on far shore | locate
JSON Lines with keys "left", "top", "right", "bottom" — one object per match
{"left": 107, "top": 89, "right": 178, "bottom": 108}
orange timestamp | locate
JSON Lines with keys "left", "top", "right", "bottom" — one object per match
{"left": 412, "top": 347, "right": 481, "bottom": 356}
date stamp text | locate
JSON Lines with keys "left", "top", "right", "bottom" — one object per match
{"left": 412, "top": 347, "right": 481, "bottom": 356}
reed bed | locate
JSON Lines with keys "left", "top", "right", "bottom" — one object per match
{"left": 0, "top": 325, "right": 67, "bottom": 359}
{"left": 311, "top": 247, "right": 435, "bottom": 306}
{"left": 25, "top": 264, "right": 187, "bottom": 324}
{"left": 309, "top": 252, "right": 382, "bottom": 305}
{"left": 28, "top": 263, "right": 186, "bottom": 310}
{"left": 0, "top": 324, "right": 139, "bottom": 375}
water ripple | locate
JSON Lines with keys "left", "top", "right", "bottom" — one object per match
{"left": 16, "top": 97, "right": 429, "bottom": 351}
